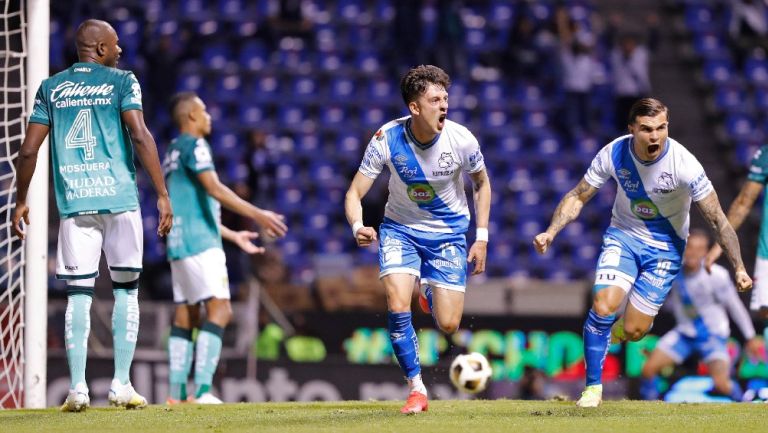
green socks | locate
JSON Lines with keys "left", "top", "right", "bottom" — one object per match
{"left": 64, "top": 289, "right": 93, "bottom": 388}
{"left": 168, "top": 326, "right": 194, "bottom": 400}
{"left": 112, "top": 283, "right": 139, "bottom": 385}
{"left": 194, "top": 322, "right": 224, "bottom": 398}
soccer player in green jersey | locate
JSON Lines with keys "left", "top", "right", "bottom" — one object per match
{"left": 163, "top": 92, "right": 287, "bottom": 404}
{"left": 706, "top": 145, "right": 768, "bottom": 347}
{"left": 12, "top": 20, "right": 173, "bottom": 411}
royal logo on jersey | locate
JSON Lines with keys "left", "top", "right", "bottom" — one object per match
{"left": 631, "top": 198, "right": 660, "bottom": 220}
{"left": 407, "top": 183, "right": 436, "bottom": 203}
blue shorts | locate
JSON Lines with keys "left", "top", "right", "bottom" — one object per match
{"left": 378, "top": 218, "right": 468, "bottom": 292}
{"left": 657, "top": 328, "right": 730, "bottom": 364}
{"left": 594, "top": 227, "right": 684, "bottom": 316}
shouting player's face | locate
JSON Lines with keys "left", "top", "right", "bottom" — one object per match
{"left": 410, "top": 83, "right": 448, "bottom": 140}
{"left": 191, "top": 97, "right": 212, "bottom": 136}
{"left": 629, "top": 111, "right": 669, "bottom": 162}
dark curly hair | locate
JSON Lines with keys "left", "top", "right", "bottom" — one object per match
{"left": 400, "top": 65, "right": 451, "bottom": 105}
{"left": 628, "top": 98, "right": 668, "bottom": 125}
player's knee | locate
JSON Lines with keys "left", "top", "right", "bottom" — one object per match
{"left": 592, "top": 299, "right": 617, "bottom": 318}
{"left": 436, "top": 318, "right": 460, "bottom": 335}
{"left": 207, "top": 299, "right": 233, "bottom": 326}
{"left": 623, "top": 325, "right": 648, "bottom": 342}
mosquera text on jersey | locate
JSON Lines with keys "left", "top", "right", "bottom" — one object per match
{"left": 358, "top": 117, "right": 486, "bottom": 234}
{"left": 584, "top": 135, "right": 713, "bottom": 251}
{"left": 28, "top": 62, "right": 143, "bottom": 218}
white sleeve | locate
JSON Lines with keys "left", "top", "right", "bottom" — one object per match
{"left": 680, "top": 151, "right": 714, "bottom": 202}
{"left": 583, "top": 144, "right": 612, "bottom": 188}
{"left": 716, "top": 269, "right": 756, "bottom": 339}
{"left": 458, "top": 129, "right": 485, "bottom": 174}
{"left": 358, "top": 130, "right": 388, "bottom": 179}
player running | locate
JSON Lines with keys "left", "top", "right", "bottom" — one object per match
{"left": 13, "top": 19, "right": 173, "bottom": 411}
{"left": 345, "top": 65, "right": 491, "bottom": 414}
{"left": 641, "top": 230, "right": 760, "bottom": 401}
{"left": 533, "top": 98, "right": 752, "bottom": 407}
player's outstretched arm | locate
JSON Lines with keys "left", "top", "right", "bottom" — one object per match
{"left": 345, "top": 171, "right": 377, "bottom": 247}
{"left": 468, "top": 169, "right": 491, "bottom": 275}
{"left": 220, "top": 225, "right": 265, "bottom": 255}
{"left": 122, "top": 109, "right": 173, "bottom": 237}
{"left": 696, "top": 190, "right": 752, "bottom": 291}
{"left": 533, "top": 178, "right": 598, "bottom": 254}
{"left": 705, "top": 180, "right": 763, "bottom": 271}
{"left": 197, "top": 170, "right": 287, "bottom": 238}
{"left": 12, "top": 123, "right": 49, "bottom": 240}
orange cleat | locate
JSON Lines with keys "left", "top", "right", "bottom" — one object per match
{"left": 400, "top": 391, "right": 428, "bottom": 414}
{"left": 418, "top": 294, "right": 431, "bottom": 314}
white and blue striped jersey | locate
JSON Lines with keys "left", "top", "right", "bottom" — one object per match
{"left": 584, "top": 135, "right": 714, "bottom": 250}
{"left": 668, "top": 264, "right": 755, "bottom": 339}
{"left": 359, "top": 116, "right": 485, "bottom": 233}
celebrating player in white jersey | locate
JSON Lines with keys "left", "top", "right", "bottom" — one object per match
{"left": 345, "top": 65, "right": 491, "bottom": 414}
{"left": 534, "top": 98, "right": 752, "bottom": 407}
{"left": 641, "top": 230, "right": 760, "bottom": 401}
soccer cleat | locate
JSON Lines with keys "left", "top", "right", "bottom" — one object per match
{"left": 60, "top": 382, "right": 90, "bottom": 412}
{"left": 576, "top": 384, "right": 603, "bottom": 408}
{"left": 400, "top": 391, "right": 428, "bottom": 414}
{"left": 418, "top": 286, "right": 431, "bottom": 314}
{"left": 108, "top": 378, "right": 148, "bottom": 409}
{"left": 193, "top": 392, "right": 223, "bottom": 404}
{"left": 610, "top": 317, "right": 625, "bottom": 345}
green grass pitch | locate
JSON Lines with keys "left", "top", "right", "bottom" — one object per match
{"left": 0, "top": 400, "right": 764, "bottom": 433}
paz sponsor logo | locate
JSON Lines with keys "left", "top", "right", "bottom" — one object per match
{"left": 631, "top": 198, "right": 659, "bottom": 220}
{"left": 407, "top": 183, "right": 435, "bottom": 203}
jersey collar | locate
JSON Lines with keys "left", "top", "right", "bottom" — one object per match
{"left": 629, "top": 136, "right": 670, "bottom": 166}
{"left": 405, "top": 118, "right": 440, "bottom": 150}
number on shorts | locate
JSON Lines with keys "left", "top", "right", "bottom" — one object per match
{"left": 65, "top": 109, "right": 97, "bottom": 160}
{"left": 656, "top": 260, "right": 672, "bottom": 276}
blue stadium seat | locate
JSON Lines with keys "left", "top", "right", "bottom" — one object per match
{"left": 329, "top": 76, "right": 356, "bottom": 101}
{"left": 355, "top": 50, "right": 381, "bottom": 74}
{"left": 360, "top": 107, "right": 387, "bottom": 130}
{"left": 278, "top": 105, "right": 310, "bottom": 132}
{"left": 702, "top": 59, "right": 738, "bottom": 85}
{"left": 239, "top": 41, "right": 268, "bottom": 71}
{"left": 239, "top": 103, "right": 267, "bottom": 127}
{"left": 692, "top": 32, "right": 731, "bottom": 60}
{"left": 201, "top": 42, "right": 231, "bottom": 70}
{"left": 291, "top": 76, "right": 319, "bottom": 103}
{"left": 252, "top": 74, "right": 281, "bottom": 102}
{"left": 684, "top": 4, "right": 719, "bottom": 34}
{"left": 745, "top": 57, "right": 768, "bottom": 86}
{"left": 725, "top": 113, "right": 757, "bottom": 141}
{"left": 215, "top": 74, "right": 243, "bottom": 102}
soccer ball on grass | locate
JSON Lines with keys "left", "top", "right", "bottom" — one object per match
{"left": 449, "top": 352, "right": 492, "bottom": 394}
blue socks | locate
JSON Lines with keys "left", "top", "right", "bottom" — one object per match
{"left": 729, "top": 380, "right": 744, "bottom": 401}
{"left": 64, "top": 287, "right": 94, "bottom": 388}
{"left": 583, "top": 309, "right": 616, "bottom": 386}
{"left": 168, "top": 325, "right": 194, "bottom": 400}
{"left": 194, "top": 321, "right": 224, "bottom": 398}
{"left": 112, "top": 282, "right": 139, "bottom": 385}
{"left": 388, "top": 311, "right": 420, "bottom": 379}
{"left": 640, "top": 377, "right": 660, "bottom": 400}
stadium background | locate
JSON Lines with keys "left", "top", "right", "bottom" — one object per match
{"left": 29, "top": 0, "right": 768, "bottom": 405}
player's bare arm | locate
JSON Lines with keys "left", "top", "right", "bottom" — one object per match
{"left": 534, "top": 178, "right": 598, "bottom": 254}
{"left": 468, "top": 169, "right": 491, "bottom": 275}
{"left": 220, "top": 225, "right": 265, "bottom": 255}
{"left": 12, "top": 122, "right": 50, "bottom": 240}
{"left": 695, "top": 190, "right": 752, "bottom": 291}
{"left": 345, "top": 171, "right": 377, "bottom": 247}
{"left": 122, "top": 109, "right": 173, "bottom": 237}
{"left": 706, "top": 180, "right": 764, "bottom": 269}
{"left": 197, "top": 170, "right": 287, "bottom": 238}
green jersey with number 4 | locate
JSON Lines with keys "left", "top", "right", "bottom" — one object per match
{"left": 162, "top": 134, "right": 222, "bottom": 261}
{"left": 29, "top": 62, "right": 143, "bottom": 218}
